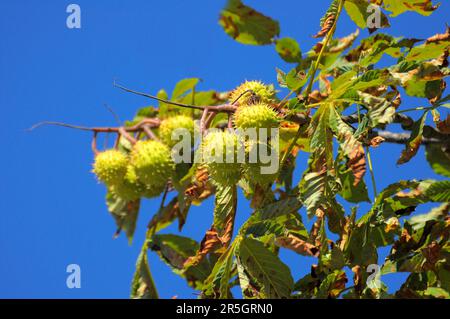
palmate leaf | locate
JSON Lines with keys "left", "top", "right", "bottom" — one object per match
{"left": 219, "top": 0, "right": 279, "bottom": 45}
{"left": 130, "top": 246, "right": 159, "bottom": 299}
{"left": 344, "top": 180, "right": 434, "bottom": 266}
{"left": 382, "top": 212, "right": 449, "bottom": 276}
{"left": 237, "top": 237, "right": 294, "bottom": 298}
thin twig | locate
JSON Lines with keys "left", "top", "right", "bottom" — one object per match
{"left": 114, "top": 81, "right": 205, "bottom": 110}
{"left": 231, "top": 89, "right": 254, "bottom": 105}
{"left": 103, "top": 103, "right": 122, "bottom": 125}
{"left": 114, "top": 81, "right": 237, "bottom": 113}
{"left": 141, "top": 125, "right": 159, "bottom": 141}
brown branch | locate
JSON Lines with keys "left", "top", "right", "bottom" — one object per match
{"left": 141, "top": 125, "right": 159, "bottom": 141}
{"left": 28, "top": 118, "right": 161, "bottom": 133}
{"left": 368, "top": 130, "right": 447, "bottom": 145}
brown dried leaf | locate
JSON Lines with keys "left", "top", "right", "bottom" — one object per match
{"left": 183, "top": 227, "right": 222, "bottom": 267}
{"left": 313, "top": 14, "right": 335, "bottom": 38}
{"left": 436, "top": 114, "right": 450, "bottom": 134}
{"left": 348, "top": 145, "right": 366, "bottom": 186}
{"left": 370, "top": 136, "right": 385, "bottom": 147}
{"left": 426, "top": 26, "right": 450, "bottom": 44}
{"left": 352, "top": 265, "right": 363, "bottom": 293}
{"left": 275, "top": 234, "right": 320, "bottom": 257}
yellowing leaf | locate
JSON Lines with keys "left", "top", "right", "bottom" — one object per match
{"left": 383, "top": 0, "right": 440, "bottom": 17}
{"left": 219, "top": 0, "right": 279, "bottom": 45}
{"left": 275, "top": 37, "right": 302, "bottom": 63}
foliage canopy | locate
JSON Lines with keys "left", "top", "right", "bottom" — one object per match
{"left": 46, "top": 0, "right": 450, "bottom": 299}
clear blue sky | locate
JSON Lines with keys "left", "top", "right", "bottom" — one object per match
{"left": 0, "top": 0, "right": 448, "bottom": 298}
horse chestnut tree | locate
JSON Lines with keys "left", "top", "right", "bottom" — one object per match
{"left": 36, "top": 0, "right": 450, "bottom": 299}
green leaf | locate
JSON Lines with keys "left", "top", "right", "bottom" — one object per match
{"left": 237, "top": 237, "right": 294, "bottom": 298}
{"left": 360, "top": 92, "right": 397, "bottom": 126}
{"left": 395, "top": 63, "right": 448, "bottom": 100}
{"left": 397, "top": 111, "right": 428, "bottom": 165}
{"left": 285, "top": 68, "right": 307, "bottom": 91}
{"left": 409, "top": 203, "right": 449, "bottom": 231}
{"left": 148, "top": 196, "right": 189, "bottom": 234}
{"left": 336, "top": 151, "right": 370, "bottom": 203}
{"left": 247, "top": 212, "right": 309, "bottom": 241}
{"left": 150, "top": 234, "right": 212, "bottom": 289}
{"left": 383, "top": 0, "right": 440, "bottom": 17}
{"left": 172, "top": 78, "right": 200, "bottom": 101}
{"left": 275, "top": 37, "right": 302, "bottom": 63}
{"left": 258, "top": 196, "right": 302, "bottom": 220}
{"left": 346, "top": 33, "right": 405, "bottom": 67}
{"left": 344, "top": 1, "right": 389, "bottom": 30}
{"left": 300, "top": 171, "right": 327, "bottom": 218}
{"left": 130, "top": 247, "right": 158, "bottom": 299}
{"left": 426, "top": 144, "right": 450, "bottom": 178}
{"left": 219, "top": 0, "right": 279, "bottom": 45}
{"left": 422, "top": 287, "right": 450, "bottom": 298}
{"left": 316, "top": 270, "right": 348, "bottom": 299}
{"left": 202, "top": 243, "right": 237, "bottom": 298}
{"left": 214, "top": 184, "right": 237, "bottom": 236}
{"left": 425, "top": 181, "right": 450, "bottom": 202}
{"left": 406, "top": 41, "right": 450, "bottom": 62}
{"left": 106, "top": 192, "right": 140, "bottom": 244}
{"left": 329, "top": 106, "right": 366, "bottom": 186}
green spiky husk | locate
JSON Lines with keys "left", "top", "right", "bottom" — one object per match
{"left": 159, "top": 115, "right": 196, "bottom": 148}
{"left": 243, "top": 141, "right": 279, "bottom": 186}
{"left": 92, "top": 149, "right": 128, "bottom": 186}
{"left": 201, "top": 131, "right": 242, "bottom": 185}
{"left": 229, "top": 81, "right": 276, "bottom": 106}
{"left": 234, "top": 103, "right": 279, "bottom": 131}
{"left": 130, "top": 140, "right": 175, "bottom": 188}
{"left": 111, "top": 165, "right": 165, "bottom": 201}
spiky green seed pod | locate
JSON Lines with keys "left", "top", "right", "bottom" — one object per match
{"left": 111, "top": 166, "right": 165, "bottom": 201}
{"left": 234, "top": 103, "right": 279, "bottom": 131}
{"left": 111, "top": 166, "right": 145, "bottom": 201}
{"left": 229, "top": 81, "right": 276, "bottom": 106}
{"left": 159, "top": 115, "right": 196, "bottom": 148}
{"left": 92, "top": 149, "right": 128, "bottom": 186}
{"left": 243, "top": 141, "right": 279, "bottom": 186}
{"left": 130, "top": 140, "right": 175, "bottom": 188}
{"left": 201, "top": 131, "right": 242, "bottom": 185}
